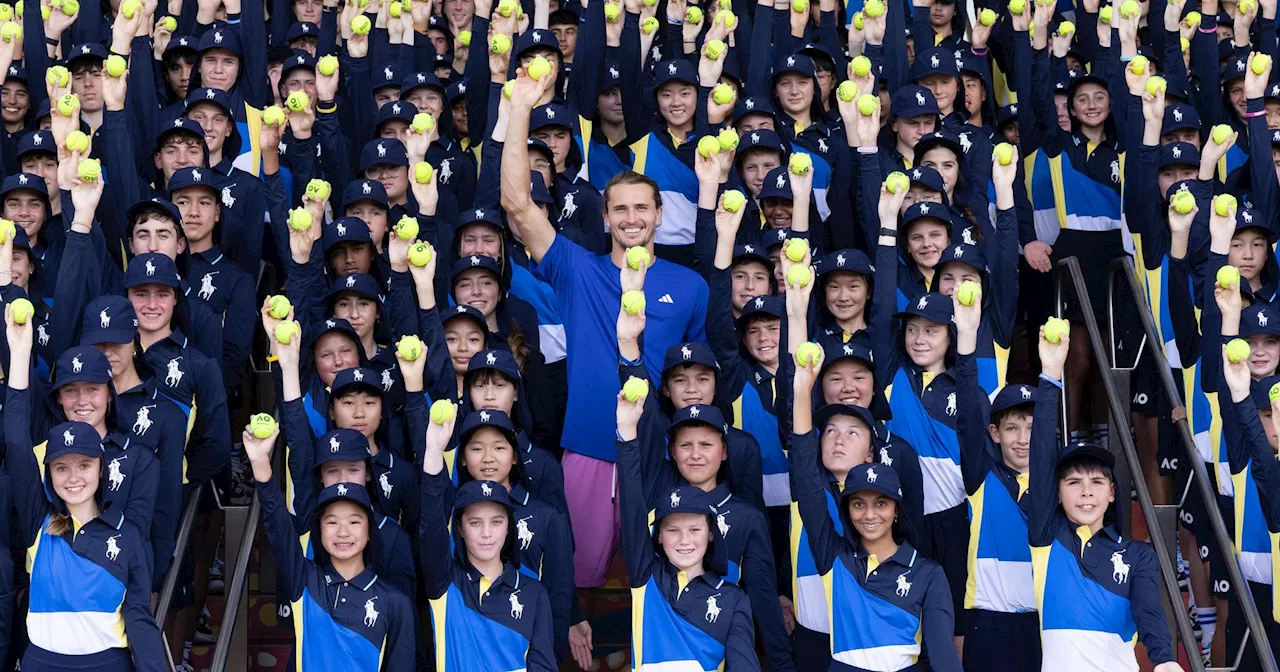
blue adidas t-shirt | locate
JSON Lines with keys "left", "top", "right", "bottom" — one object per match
{"left": 535, "top": 235, "right": 708, "bottom": 461}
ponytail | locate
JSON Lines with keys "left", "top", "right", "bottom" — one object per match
{"left": 47, "top": 512, "right": 71, "bottom": 537}
{"left": 507, "top": 317, "right": 531, "bottom": 373}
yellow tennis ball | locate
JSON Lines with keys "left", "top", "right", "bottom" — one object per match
{"left": 837, "top": 81, "right": 858, "bottom": 102}
{"left": 786, "top": 263, "right": 812, "bottom": 288}
{"left": 304, "top": 179, "right": 331, "bottom": 201}
{"left": 267, "top": 295, "right": 292, "bottom": 319}
{"left": 1270, "top": 381, "right": 1280, "bottom": 401}
{"left": 274, "top": 321, "right": 299, "bottom": 345}
{"left": 1043, "top": 317, "right": 1068, "bottom": 343}
{"left": 685, "top": 6, "right": 703, "bottom": 23}
{"left": 979, "top": 7, "right": 996, "bottom": 24}
{"left": 994, "top": 142, "right": 1014, "bottom": 166}
{"left": 622, "top": 376, "right": 648, "bottom": 402}
{"left": 46, "top": 65, "right": 69, "bottom": 87}
{"left": 527, "top": 56, "right": 551, "bottom": 80}
{"left": 1226, "top": 338, "right": 1251, "bottom": 363}
{"left": 388, "top": 1, "right": 401, "bottom": 16}
{"left": 956, "top": 280, "right": 980, "bottom": 306}
{"left": 604, "top": 2, "right": 618, "bottom": 20}
{"left": 704, "top": 39, "right": 725, "bottom": 60}
{"left": 863, "top": 0, "right": 883, "bottom": 16}
{"left": 286, "top": 91, "right": 310, "bottom": 112}
{"left": 1008, "top": 0, "right": 1025, "bottom": 15}
{"left": 884, "top": 171, "right": 909, "bottom": 193}
{"left": 715, "top": 9, "right": 736, "bottom": 26}
{"left": 622, "top": 289, "right": 646, "bottom": 315}
{"left": 414, "top": 161, "right": 434, "bottom": 184}
{"left": 121, "top": 0, "right": 141, "bottom": 18}
{"left": 249, "top": 413, "right": 277, "bottom": 439}
{"left": 497, "top": 0, "right": 518, "bottom": 15}
{"left": 458, "top": 30, "right": 472, "bottom": 46}
{"left": 851, "top": 55, "right": 872, "bottom": 77}
{"left": 9, "top": 297, "right": 33, "bottom": 324}
{"left": 1119, "top": 0, "right": 1139, "bottom": 18}
{"left": 1217, "top": 265, "right": 1241, "bottom": 289}
{"left": 395, "top": 215, "right": 419, "bottom": 240}
{"left": 0, "top": 4, "right": 12, "bottom": 20}
{"left": 1253, "top": 53, "right": 1271, "bottom": 75}
{"left": 784, "top": 237, "right": 808, "bottom": 263}
{"left": 642, "top": 16, "right": 659, "bottom": 33}
{"left": 158, "top": 15, "right": 176, "bottom": 30}
{"left": 792, "top": 0, "right": 808, "bottom": 12}
{"left": 646, "top": 0, "right": 659, "bottom": 6}
{"left": 712, "top": 82, "right": 734, "bottom": 105}
{"left": 65, "top": 130, "right": 89, "bottom": 153}
{"left": 503, "top": 80, "right": 515, "bottom": 99}
{"left": 0, "top": 219, "right": 14, "bottom": 244}
{"left": 61, "top": 0, "right": 79, "bottom": 12}
{"left": 1145, "top": 75, "right": 1166, "bottom": 96}
{"left": 1214, "top": 193, "right": 1237, "bottom": 217}
{"left": 491, "top": 33, "right": 511, "bottom": 54}
{"left": 317, "top": 55, "right": 339, "bottom": 76}
{"left": 1171, "top": 190, "right": 1195, "bottom": 214}
{"left": 789, "top": 153, "right": 812, "bottom": 176}
{"left": 697, "top": 135, "right": 720, "bottom": 159}
{"left": 57, "top": 93, "right": 77, "bottom": 116}
{"left": 263, "top": 105, "right": 286, "bottom": 126}
{"left": 102, "top": 54, "right": 126, "bottom": 79}
{"left": 1241, "top": 0, "right": 1258, "bottom": 14}
{"left": 396, "top": 335, "right": 424, "bottom": 361}
{"left": 857, "top": 93, "right": 878, "bottom": 116}
{"left": 412, "top": 112, "right": 435, "bottom": 134}
{"left": 288, "top": 207, "right": 312, "bottom": 231}
{"left": 1129, "top": 55, "right": 1148, "bottom": 75}
{"left": 625, "top": 246, "right": 651, "bottom": 271}
{"left": 430, "top": 399, "right": 456, "bottom": 424}
{"left": 1057, "top": 20, "right": 1075, "bottom": 36}
{"left": 351, "top": 15, "right": 372, "bottom": 34}
{"left": 721, "top": 189, "right": 746, "bottom": 212}
{"left": 794, "top": 341, "right": 823, "bottom": 367}
{"left": 1099, "top": 5, "right": 1112, "bottom": 22}
{"left": 1211, "top": 124, "right": 1232, "bottom": 145}
{"left": 408, "top": 241, "right": 433, "bottom": 266}
{"left": 77, "top": 158, "right": 101, "bottom": 181}
{"left": 1180, "top": 36, "right": 1190, "bottom": 53}
{"left": 717, "top": 127, "right": 740, "bottom": 151}
{"left": 852, "top": 11, "right": 864, "bottom": 28}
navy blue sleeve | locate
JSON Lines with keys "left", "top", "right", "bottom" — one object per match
{"left": 1128, "top": 543, "right": 1175, "bottom": 664}
{"left": 617, "top": 436, "right": 657, "bottom": 587}
{"left": 741, "top": 508, "right": 791, "bottom": 671}
{"left": 1199, "top": 251, "right": 1228, "bottom": 394}
{"left": 187, "top": 355, "right": 232, "bottom": 486}
{"left": 219, "top": 269, "right": 257, "bottom": 390}
{"left": 22, "top": 0, "right": 50, "bottom": 119}
{"left": 123, "top": 525, "right": 168, "bottom": 672}
{"left": 542, "top": 510, "right": 575, "bottom": 661}
{"left": 381, "top": 589, "right": 418, "bottom": 670}
{"left": 420, "top": 306, "right": 456, "bottom": 404}
{"left": 1166, "top": 255, "right": 1202, "bottom": 369}
{"left": 121, "top": 447, "right": 159, "bottom": 548}
{"left": 282, "top": 397, "right": 320, "bottom": 523}
{"left": 1246, "top": 97, "right": 1278, "bottom": 234}
{"left": 385, "top": 270, "right": 419, "bottom": 340}
{"left": 378, "top": 521, "right": 418, "bottom": 597}
{"left": 1235, "top": 395, "right": 1280, "bottom": 531}
{"left": 617, "top": 13, "right": 648, "bottom": 146}
{"left": 476, "top": 136, "right": 503, "bottom": 209}
{"left": 920, "top": 563, "right": 961, "bottom": 671}
{"left": 724, "top": 589, "right": 761, "bottom": 672}
{"left": 706, "top": 268, "right": 751, "bottom": 400}
{"left": 149, "top": 410, "right": 187, "bottom": 593}
{"left": 256, "top": 474, "right": 308, "bottom": 601}
{"left": 728, "top": 431, "right": 764, "bottom": 511}
{"left": 463, "top": 15, "right": 493, "bottom": 147}
{"left": 418, "top": 469, "right": 456, "bottom": 599}
{"left": 988, "top": 205, "right": 1019, "bottom": 348}
{"left": 619, "top": 359, "right": 674, "bottom": 509}
{"left": 237, "top": 0, "right": 272, "bottom": 108}
{"left": 1191, "top": 17, "right": 1225, "bottom": 126}
{"left": 568, "top": 0, "right": 606, "bottom": 120}
{"left": 954, "top": 352, "right": 995, "bottom": 495}
{"left": 50, "top": 230, "right": 104, "bottom": 359}
{"left": 787, "top": 430, "right": 839, "bottom": 573}
{"left": 527, "top": 584, "right": 558, "bottom": 672}
{"left": 1028, "top": 375, "right": 1063, "bottom": 547}
{"left": 745, "top": 3, "right": 775, "bottom": 97}
{"left": 5, "top": 385, "right": 47, "bottom": 548}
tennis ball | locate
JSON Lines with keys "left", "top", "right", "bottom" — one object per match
{"left": 57, "top": 94, "right": 77, "bottom": 116}
{"left": 1145, "top": 75, "right": 1166, "bottom": 96}
{"left": 1253, "top": 53, "right": 1271, "bottom": 75}
{"left": 0, "top": 4, "right": 11, "bottom": 20}
{"left": 721, "top": 189, "right": 746, "bottom": 213}
{"left": 604, "top": 2, "right": 618, "bottom": 20}
{"left": 351, "top": 15, "right": 372, "bottom": 34}
{"left": 857, "top": 93, "right": 878, "bottom": 116}
{"left": 1184, "top": 10, "right": 1201, "bottom": 27}
{"left": 697, "top": 135, "right": 720, "bottom": 159}
{"left": 77, "top": 158, "right": 101, "bottom": 181}
{"left": 685, "top": 6, "right": 703, "bottom": 23}
{"left": 104, "top": 54, "right": 126, "bottom": 77}
{"left": 317, "top": 55, "right": 338, "bottom": 76}
{"left": 622, "top": 376, "right": 648, "bottom": 402}
{"left": 304, "top": 179, "right": 331, "bottom": 201}
{"left": 46, "top": 65, "right": 69, "bottom": 87}
{"left": 1129, "top": 55, "right": 1148, "bottom": 75}
{"left": 851, "top": 55, "right": 872, "bottom": 77}
{"left": 158, "top": 15, "right": 176, "bottom": 30}
{"left": 1217, "top": 265, "right": 1241, "bottom": 289}
{"left": 794, "top": 341, "right": 822, "bottom": 367}
{"left": 852, "top": 11, "right": 864, "bottom": 28}
{"left": 502, "top": 80, "right": 515, "bottom": 99}
{"left": 717, "top": 127, "right": 740, "bottom": 151}
{"left": 789, "top": 153, "right": 812, "bottom": 176}
{"left": 993, "top": 142, "right": 1014, "bottom": 166}
{"left": 263, "top": 106, "right": 286, "bottom": 126}
{"left": 1057, "top": 20, "right": 1074, "bottom": 36}
{"left": 956, "top": 280, "right": 980, "bottom": 306}
{"left": 497, "top": 0, "right": 517, "bottom": 16}
{"left": 396, "top": 335, "right": 424, "bottom": 361}
{"left": 792, "top": 0, "right": 808, "bottom": 12}
{"left": 527, "top": 56, "right": 551, "bottom": 80}
{"left": 625, "top": 246, "right": 651, "bottom": 271}
{"left": 1180, "top": 37, "right": 1189, "bottom": 53}
{"left": 714, "top": 9, "right": 736, "bottom": 27}
{"left": 863, "top": 0, "right": 883, "bottom": 16}
{"left": 837, "top": 81, "right": 858, "bottom": 102}
{"left": 490, "top": 33, "right": 511, "bottom": 54}
{"left": 267, "top": 295, "right": 291, "bottom": 319}
{"left": 274, "top": 320, "right": 299, "bottom": 345}
{"left": 408, "top": 241, "right": 433, "bottom": 266}
{"left": 642, "top": 16, "right": 659, "bottom": 33}
{"left": 784, "top": 237, "right": 808, "bottom": 262}
{"left": 288, "top": 207, "right": 312, "bottom": 231}
{"left": 1211, "top": 124, "right": 1232, "bottom": 145}
{"left": 712, "top": 83, "right": 734, "bottom": 105}
{"left": 1226, "top": 338, "right": 1251, "bottom": 363}
{"left": 1043, "top": 317, "right": 1068, "bottom": 343}
{"left": 786, "top": 263, "right": 812, "bottom": 288}
{"left": 411, "top": 112, "right": 435, "bottom": 134}
{"left": 1214, "top": 193, "right": 1238, "bottom": 217}
{"left": 249, "top": 413, "right": 276, "bottom": 439}
{"left": 65, "top": 130, "right": 89, "bottom": 153}
{"left": 1241, "top": 0, "right": 1258, "bottom": 14}
{"left": 0, "top": 219, "right": 14, "bottom": 244}
{"left": 1119, "top": 0, "right": 1139, "bottom": 18}
{"left": 979, "top": 7, "right": 996, "bottom": 24}
{"left": 9, "top": 297, "right": 32, "bottom": 324}
{"left": 286, "top": 91, "right": 310, "bottom": 112}
{"left": 414, "top": 162, "right": 434, "bottom": 184}
{"left": 458, "top": 30, "right": 472, "bottom": 46}
{"left": 884, "top": 171, "right": 909, "bottom": 193}
{"left": 647, "top": 0, "right": 659, "bottom": 5}
{"left": 1008, "top": 0, "right": 1025, "bottom": 15}
{"left": 430, "top": 399, "right": 456, "bottom": 424}
{"left": 1270, "top": 381, "right": 1280, "bottom": 402}
{"left": 1171, "top": 190, "right": 1195, "bottom": 214}
{"left": 121, "top": 0, "right": 141, "bottom": 18}
{"left": 622, "top": 289, "right": 646, "bottom": 315}
{"left": 1099, "top": 6, "right": 1112, "bottom": 22}
{"left": 388, "top": 1, "right": 401, "bottom": 16}
{"left": 395, "top": 215, "right": 419, "bottom": 240}
{"left": 704, "top": 39, "right": 725, "bottom": 60}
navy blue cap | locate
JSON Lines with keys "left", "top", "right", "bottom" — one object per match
{"left": 467, "top": 349, "right": 522, "bottom": 381}
{"left": 342, "top": 179, "right": 389, "bottom": 210}
{"left": 736, "top": 128, "right": 787, "bottom": 158}
{"left": 6, "top": 224, "right": 29, "bottom": 251}
{"left": 602, "top": 57, "right": 622, "bottom": 88}
{"left": 773, "top": 53, "right": 816, "bottom": 79}
{"left": 652, "top": 59, "right": 699, "bottom": 90}
{"left": 323, "top": 217, "right": 373, "bottom": 254}
{"left": 1158, "top": 142, "right": 1199, "bottom": 169}
{"left": 460, "top": 206, "right": 504, "bottom": 231}
{"left": 311, "top": 317, "right": 365, "bottom": 358}
{"left": 514, "top": 29, "right": 561, "bottom": 58}
{"left": 16, "top": 130, "right": 54, "bottom": 158}
{"left": 44, "top": 421, "right": 105, "bottom": 465}
{"left": 126, "top": 198, "right": 183, "bottom": 229}
{"left": 185, "top": 87, "right": 234, "bottom": 116}
{"left": 1223, "top": 54, "right": 1248, "bottom": 82}
{"left": 911, "top": 47, "right": 960, "bottom": 82}
{"left": 1054, "top": 439, "right": 1116, "bottom": 471}
{"left": 451, "top": 254, "right": 502, "bottom": 281}
{"left": 663, "top": 341, "right": 720, "bottom": 375}
{"left": 447, "top": 80, "right": 468, "bottom": 102}
{"left": 934, "top": 242, "right": 987, "bottom": 275}
{"left": 667, "top": 404, "right": 728, "bottom": 438}
{"left": 814, "top": 403, "right": 876, "bottom": 433}
{"left": 372, "top": 62, "right": 403, "bottom": 91}
{"left": 1162, "top": 104, "right": 1201, "bottom": 134}
{"left": 907, "top": 166, "right": 946, "bottom": 194}
{"left": 400, "top": 71, "right": 445, "bottom": 97}
{"left": 330, "top": 366, "right": 384, "bottom": 398}
{"left": 454, "top": 479, "right": 517, "bottom": 512}
{"left": 4, "top": 62, "right": 25, "bottom": 83}
{"left": 733, "top": 95, "right": 776, "bottom": 121}
{"left": 123, "top": 253, "right": 183, "bottom": 289}
{"left": 329, "top": 273, "right": 382, "bottom": 302}
{"left": 442, "top": 303, "right": 487, "bottom": 329}
{"left": 165, "top": 34, "right": 198, "bottom": 55}
{"left": 1266, "top": 78, "right": 1280, "bottom": 101}
{"left": 992, "top": 382, "right": 1037, "bottom": 415}
{"left": 154, "top": 117, "right": 206, "bottom": 146}
{"left": 902, "top": 201, "right": 950, "bottom": 233}
{"left": 1242, "top": 304, "right": 1280, "bottom": 337}
{"left": 285, "top": 21, "right": 320, "bottom": 41}
{"left": 737, "top": 295, "right": 785, "bottom": 333}
{"left": 313, "top": 482, "right": 377, "bottom": 520}
{"left": 0, "top": 173, "right": 48, "bottom": 200}
{"left": 758, "top": 166, "right": 793, "bottom": 201}
{"left": 1065, "top": 68, "right": 1107, "bottom": 97}
{"left": 526, "top": 137, "right": 555, "bottom": 165}
{"left": 894, "top": 291, "right": 953, "bottom": 325}
{"left": 843, "top": 462, "right": 902, "bottom": 501}
{"left": 765, "top": 227, "right": 791, "bottom": 248}
{"left": 996, "top": 103, "right": 1019, "bottom": 129}
{"left": 531, "top": 103, "right": 573, "bottom": 131}
{"left": 531, "top": 173, "right": 554, "bottom": 206}
{"left": 168, "top": 166, "right": 221, "bottom": 196}
{"left": 315, "top": 428, "right": 371, "bottom": 464}
{"left": 426, "top": 15, "right": 449, "bottom": 31}
{"left": 914, "top": 130, "right": 965, "bottom": 163}
{"left": 198, "top": 25, "right": 243, "bottom": 56}
{"left": 798, "top": 42, "right": 836, "bottom": 68}
{"left": 653, "top": 483, "right": 714, "bottom": 520}
{"left": 819, "top": 337, "right": 876, "bottom": 372}
{"left": 53, "top": 346, "right": 113, "bottom": 389}
{"left": 1251, "top": 375, "right": 1280, "bottom": 409}
{"left": 815, "top": 249, "right": 873, "bottom": 278}
{"left": 360, "top": 138, "right": 409, "bottom": 171}
{"left": 889, "top": 85, "right": 940, "bottom": 121}
{"left": 80, "top": 295, "right": 138, "bottom": 346}
{"left": 732, "top": 242, "right": 772, "bottom": 268}
{"left": 459, "top": 408, "right": 519, "bottom": 447}
{"left": 1236, "top": 205, "right": 1273, "bottom": 239}
{"left": 66, "top": 43, "right": 108, "bottom": 65}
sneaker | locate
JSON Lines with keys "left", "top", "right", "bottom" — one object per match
{"left": 207, "top": 556, "right": 225, "bottom": 594}
{"left": 193, "top": 607, "right": 217, "bottom": 645}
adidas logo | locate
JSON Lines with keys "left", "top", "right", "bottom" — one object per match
{"left": 659, "top": 294, "right": 674, "bottom": 304}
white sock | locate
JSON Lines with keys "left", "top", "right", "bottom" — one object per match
{"left": 1196, "top": 606, "right": 1217, "bottom": 649}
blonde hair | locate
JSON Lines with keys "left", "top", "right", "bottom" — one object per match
{"left": 46, "top": 512, "right": 72, "bottom": 537}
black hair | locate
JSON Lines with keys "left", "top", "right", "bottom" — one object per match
{"left": 548, "top": 8, "right": 577, "bottom": 26}
{"left": 838, "top": 489, "right": 911, "bottom": 546}
{"left": 1054, "top": 454, "right": 1114, "bottom": 486}
{"left": 990, "top": 404, "right": 1034, "bottom": 430}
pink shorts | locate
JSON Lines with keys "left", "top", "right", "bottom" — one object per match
{"left": 562, "top": 450, "right": 622, "bottom": 587}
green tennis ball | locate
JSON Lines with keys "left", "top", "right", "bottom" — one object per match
{"left": 46, "top": 65, "right": 69, "bottom": 87}
{"left": 1043, "top": 317, "right": 1069, "bottom": 343}
{"left": 789, "top": 153, "right": 812, "bottom": 175}
{"left": 956, "top": 280, "right": 980, "bottom": 307}
{"left": 304, "top": 179, "right": 331, "bottom": 201}
{"left": 994, "top": 142, "right": 1014, "bottom": 166}
{"left": 411, "top": 112, "right": 435, "bottom": 134}
{"left": 1214, "top": 193, "right": 1237, "bottom": 217}
{"left": 9, "top": 297, "right": 33, "bottom": 324}
{"left": 721, "top": 189, "right": 746, "bottom": 213}
{"left": 641, "top": 16, "right": 659, "bottom": 33}
{"left": 408, "top": 241, "right": 433, "bottom": 266}
{"left": 288, "top": 208, "right": 312, "bottom": 231}
{"left": 1226, "top": 337, "right": 1251, "bottom": 363}
{"left": 267, "top": 295, "right": 291, "bottom": 319}
{"left": 121, "top": 0, "right": 141, "bottom": 18}
{"left": 104, "top": 54, "right": 126, "bottom": 77}
{"left": 395, "top": 215, "right": 419, "bottom": 241}
{"left": 413, "top": 161, "right": 434, "bottom": 184}
{"left": 1212, "top": 124, "right": 1233, "bottom": 145}
{"left": 65, "top": 130, "right": 89, "bottom": 154}
{"left": 852, "top": 11, "right": 864, "bottom": 28}
{"left": 979, "top": 8, "right": 996, "bottom": 25}
{"left": 1057, "top": 20, "right": 1074, "bottom": 36}
{"left": 527, "top": 56, "right": 552, "bottom": 80}
{"left": 274, "top": 321, "right": 299, "bottom": 345}
{"left": 1008, "top": 0, "right": 1025, "bottom": 15}
{"left": 621, "top": 289, "right": 646, "bottom": 315}
{"left": 263, "top": 105, "right": 286, "bottom": 126}
{"left": 863, "top": 0, "right": 884, "bottom": 16}
{"left": 697, "top": 135, "right": 720, "bottom": 159}
{"left": 497, "top": 0, "right": 518, "bottom": 16}
{"left": 351, "top": 15, "right": 372, "bottom": 35}
{"left": 794, "top": 341, "right": 823, "bottom": 367}
{"left": 77, "top": 158, "right": 101, "bottom": 181}
{"left": 158, "top": 15, "right": 176, "bottom": 30}
{"left": 1217, "top": 265, "right": 1241, "bottom": 289}
{"left": 851, "top": 55, "right": 872, "bottom": 77}
{"left": 1252, "top": 53, "right": 1271, "bottom": 75}
{"left": 1099, "top": 5, "right": 1112, "bottom": 22}
{"left": 503, "top": 80, "right": 515, "bottom": 99}
{"left": 249, "top": 413, "right": 276, "bottom": 439}
{"left": 430, "top": 399, "right": 456, "bottom": 424}
{"left": 1119, "top": 0, "right": 1139, "bottom": 18}
{"left": 388, "top": 1, "right": 401, "bottom": 16}
{"left": 0, "top": 5, "right": 12, "bottom": 20}
{"left": 1269, "top": 381, "right": 1280, "bottom": 401}
{"left": 490, "top": 33, "right": 511, "bottom": 54}
{"left": 396, "top": 335, "right": 424, "bottom": 361}
{"left": 704, "top": 39, "right": 725, "bottom": 60}
{"left": 884, "top": 171, "right": 909, "bottom": 194}
{"left": 622, "top": 376, "right": 648, "bottom": 402}
{"left": 685, "top": 6, "right": 703, "bottom": 23}
{"left": 57, "top": 93, "right": 77, "bottom": 117}
{"left": 1129, "top": 55, "right": 1148, "bottom": 76}
{"left": 714, "top": 9, "right": 736, "bottom": 26}
{"left": 784, "top": 237, "right": 808, "bottom": 263}
{"left": 317, "top": 55, "right": 339, "bottom": 76}
{"left": 0, "top": 219, "right": 14, "bottom": 244}
{"left": 717, "top": 127, "right": 740, "bottom": 151}
{"left": 786, "top": 263, "right": 812, "bottom": 288}
{"left": 793, "top": 0, "right": 808, "bottom": 10}
{"left": 1144, "top": 75, "right": 1166, "bottom": 96}
{"left": 458, "top": 30, "right": 472, "bottom": 46}
{"left": 1171, "top": 190, "right": 1195, "bottom": 215}
{"left": 1184, "top": 10, "right": 1200, "bottom": 27}
{"left": 857, "top": 93, "right": 878, "bottom": 116}
{"left": 712, "top": 83, "right": 734, "bottom": 105}
{"left": 625, "top": 246, "right": 651, "bottom": 271}
{"left": 837, "top": 81, "right": 858, "bottom": 102}
{"left": 286, "top": 90, "right": 310, "bottom": 112}
{"left": 604, "top": 2, "right": 619, "bottom": 20}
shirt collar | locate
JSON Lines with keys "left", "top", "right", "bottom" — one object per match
{"left": 509, "top": 483, "right": 531, "bottom": 506}
{"left": 465, "top": 562, "right": 521, "bottom": 590}
{"left": 193, "top": 246, "right": 225, "bottom": 264}
{"left": 323, "top": 565, "right": 379, "bottom": 591}
{"left": 854, "top": 540, "right": 919, "bottom": 569}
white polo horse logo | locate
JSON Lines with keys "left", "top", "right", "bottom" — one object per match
{"left": 962, "top": 227, "right": 976, "bottom": 245}
{"left": 381, "top": 369, "right": 393, "bottom": 391}
{"left": 72, "top": 355, "right": 83, "bottom": 373}
{"left": 1021, "top": 387, "right": 1032, "bottom": 400}
{"left": 337, "top": 222, "right": 347, "bottom": 236}
{"left": 1111, "top": 550, "right": 1130, "bottom": 584}
{"left": 487, "top": 351, "right": 497, "bottom": 365}
{"left": 199, "top": 272, "right": 218, "bottom": 300}
{"left": 108, "top": 455, "right": 127, "bottom": 491}
{"left": 1260, "top": 311, "right": 1269, "bottom": 327}
{"left": 106, "top": 534, "right": 122, "bottom": 561}
{"left": 946, "top": 393, "right": 957, "bottom": 416}
{"left": 440, "top": 159, "right": 453, "bottom": 184}
{"left": 560, "top": 191, "right": 578, "bottom": 219}
{"left": 63, "top": 429, "right": 75, "bottom": 446}
{"left": 1110, "top": 160, "right": 1120, "bottom": 183}
{"left": 38, "top": 323, "right": 48, "bottom": 345}
{"left": 917, "top": 296, "right": 929, "bottom": 310}
{"left": 481, "top": 482, "right": 493, "bottom": 496}
{"left": 510, "top": 591, "right": 524, "bottom": 619}
{"left": 705, "top": 594, "right": 722, "bottom": 623}
{"left": 896, "top": 572, "right": 912, "bottom": 597}
{"left": 517, "top": 516, "right": 534, "bottom": 549}
{"left": 166, "top": 358, "right": 183, "bottom": 387}
{"left": 880, "top": 447, "right": 893, "bottom": 466}
{"left": 100, "top": 309, "right": 111, "bottom": 328}
{"left": 717, "top": 512, "right": 730, "bottom": 538}
{"left": 364, "top": 597, "right": 380, "bottom": 627}
{"left": 670, "top": 491, "right": 681, "bottom": 508}
{"left": 866, "top": 467, "right": 878, "bottom": 483}
{"left": 329, "top": 436, "right": 340, "bottom": 453}
{"left": 379, "top": 472, "right": 392, "bottom": 499}
{"left": 133, "top": 405, "right": 154, "bottom": 435}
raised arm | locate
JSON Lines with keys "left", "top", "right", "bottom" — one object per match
{"left": 616, "top": 389, "right": 657, "bottom": 588}
{"left": 499, "top": 67, "right": 559, "bottom": 263}
{"left": 1028, "top": 321, "right": 1069, "bottom": 547}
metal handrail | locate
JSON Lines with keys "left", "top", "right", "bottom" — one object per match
{"left": 210, "top": 492, "right": 260, "bottom": 671}
{"left": 1054, "top": 257, "right": 1206, "bottom": 672}
{"left": 154, "top": 482, "right": 206, "bottom": 671}
{"left": 1107, "top": 257, "right": 1277, "bottom": 671}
